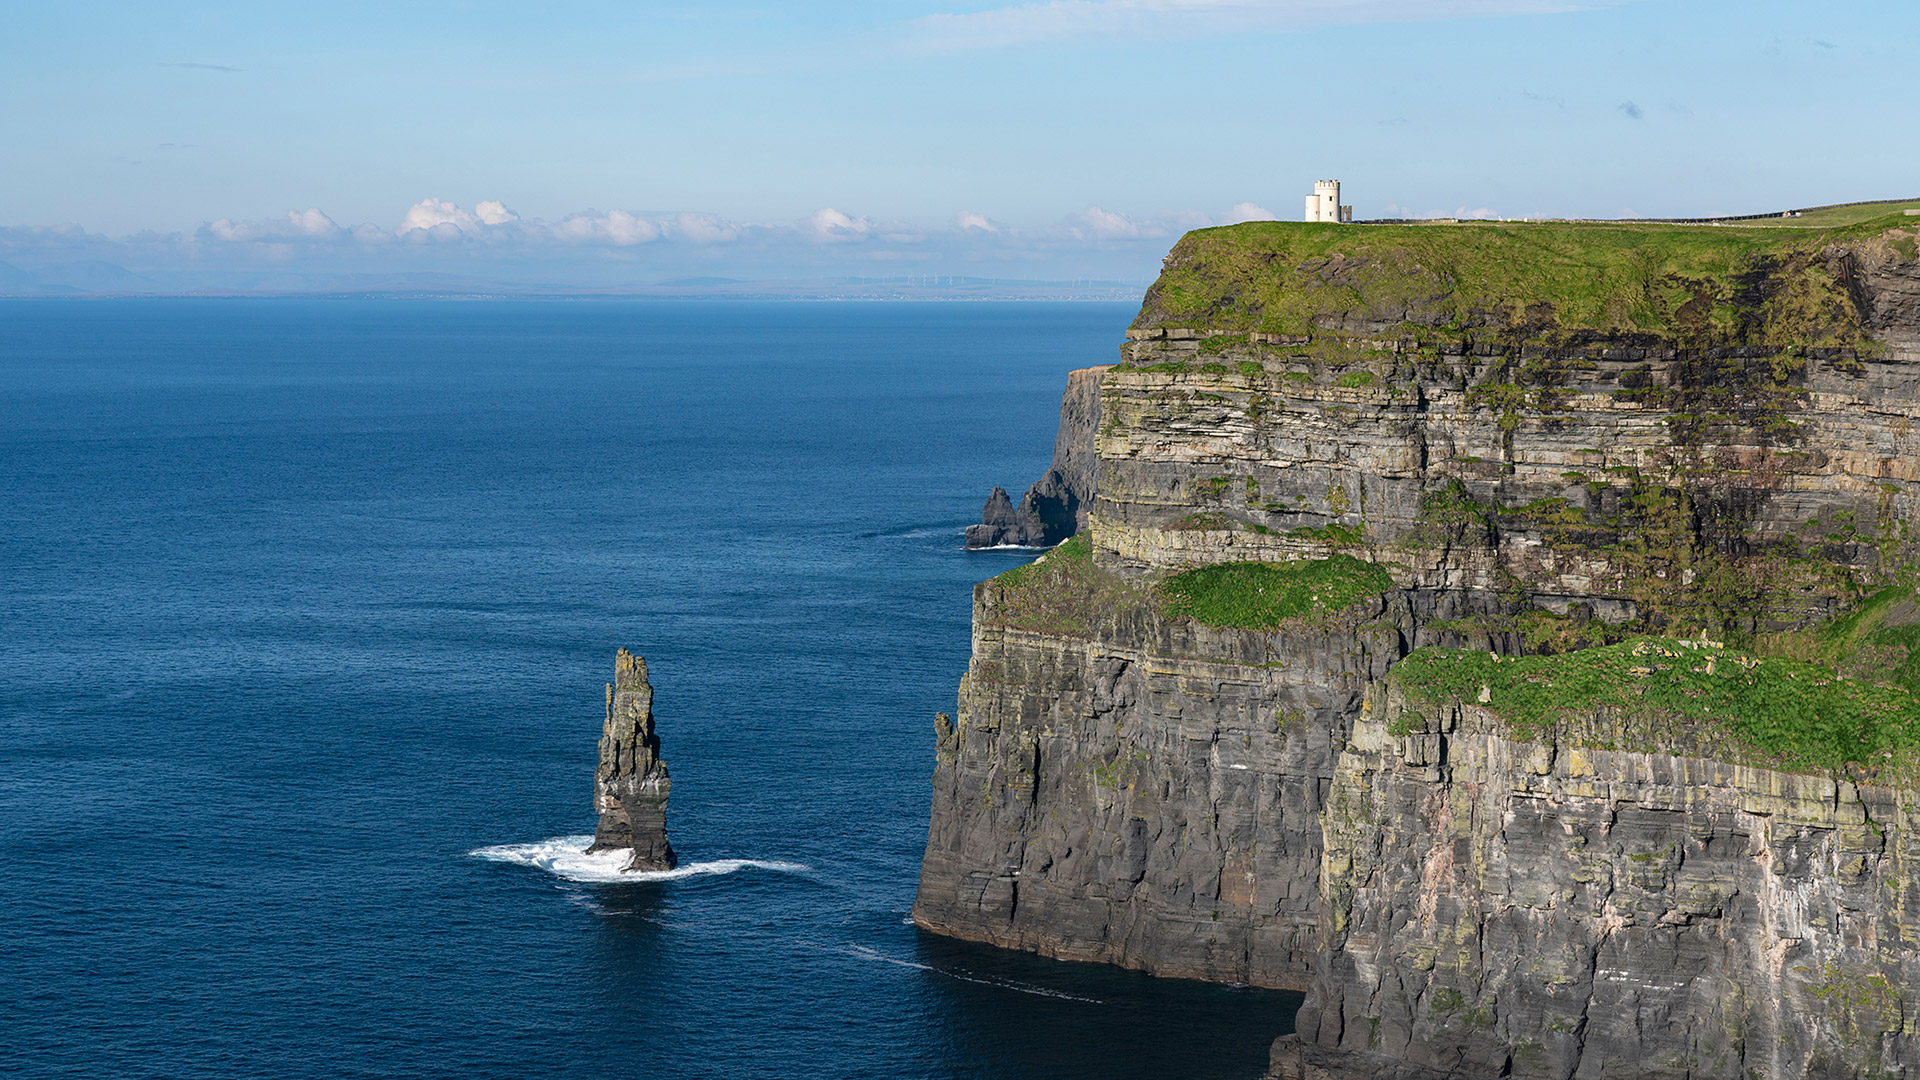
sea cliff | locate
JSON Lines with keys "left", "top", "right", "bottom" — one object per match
{"left": 1285, "top": 670, "right": 1920, "bottom": 1079}
{"left": 915, "top": 204, "right": 1920, "bottom": 1078}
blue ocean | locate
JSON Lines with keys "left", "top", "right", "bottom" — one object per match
{"left": 1, "top": 300, "right": 1298, "bottom": 1079}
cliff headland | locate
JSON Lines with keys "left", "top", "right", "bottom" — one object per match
{"left": 915, "top": 203, "right": 1920, "bottom": 1078}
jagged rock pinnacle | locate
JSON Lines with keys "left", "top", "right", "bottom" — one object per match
{"left": 587, "top": 647, "right": 676, "bottom": 871}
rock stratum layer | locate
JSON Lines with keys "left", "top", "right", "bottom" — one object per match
{"left": 1282, "top": 679, "right": 1920, "bottom": 1080}
{"left": 914, "top": 207, "right": 1920, "bottom": 1079}
{"left": 965, "top": 365, "right": 1109, "bottom": 548}
{"left": 589, "top": 647, "right": 676, "bottom": 871}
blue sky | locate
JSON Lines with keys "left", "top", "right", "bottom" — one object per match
{"left": 3, "top": 0, "right": 1915, "bottom": 291}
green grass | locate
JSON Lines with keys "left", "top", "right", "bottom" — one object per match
{"left": 1393, "top": 635, "right": 1920, "bottom": 780}
{"left": 1158, "top": 555, "right": 1393, "bottom": 631}
{"left": 985, "top": 540, "right": 1397, "bottom": 638}
{"left": 992, "top": 533, "right": 1088, "bottom": 589}
{"left": 1131, "top": 212, "right": 1919, "bottom": 341}
{"left": 1758, "top": 583, "right": 1920, "bottom": 694}
{"left": 1730, "top": 199, "right": 1920, "bottom": 228}
{"left": 984, "top": 535, "right": 1149, "bottom": 637}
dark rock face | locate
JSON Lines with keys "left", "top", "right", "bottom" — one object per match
{"left": 965, "top": 365, "right": 1110, "bottom": 548}
{"left": 588, "top": 648, "right": 676, "bottom": 871}
{"left": 1291, "top": 686, "right": 1920, "bottom": 1080}
{"left": 1267, "top": 1035, "right": 1470, "bottom": 1080}
{"left": 912, "top": 584, "right": 1411, "bottom": 988}
{"left": 910, "top": 584, "right": 1397, "bottom": 991}
{"left": 910, "top": 569, "right": 1510, "bottom": 988}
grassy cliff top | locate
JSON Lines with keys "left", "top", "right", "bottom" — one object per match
{"left": 1718, "top": 198, "right": 1920, "bottom": 228}
{"left": 1392, "top": 586, "right": 1920, "bottom": 781}
{"left": 1133, "top": 207, "right": 1920, "bottom": 340}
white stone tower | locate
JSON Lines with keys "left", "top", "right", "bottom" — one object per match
{"left": 1304, "top": 180, "right": 1353, "bottom": 223}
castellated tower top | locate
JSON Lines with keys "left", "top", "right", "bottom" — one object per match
{"left": 1304, "top": 179, "right": 1353, "bottom": 224}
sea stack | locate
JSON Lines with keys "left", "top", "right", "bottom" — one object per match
{"left": 587, "top": 648, "right": 676, "bottom": 871}
{"left": 964, "top": 365, "right": 1110, "bottom": 549}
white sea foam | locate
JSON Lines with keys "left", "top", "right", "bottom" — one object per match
{"left": 471, "top": 835, "right": 808, "bottom": 884}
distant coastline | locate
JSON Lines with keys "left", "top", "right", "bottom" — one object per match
{"left": 0, "top": 275, "right": 1151, "bottom": 302}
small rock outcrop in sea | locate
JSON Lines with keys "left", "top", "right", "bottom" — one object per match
{"left": 588, "top": 648, "right": 676, "bottom": 871}
{"left": 965, "top": 365, "right": 1109, "bottom": 548}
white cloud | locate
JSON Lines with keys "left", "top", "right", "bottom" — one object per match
{"left": 674, "top": 212, "right": 740, "bottom": 244}
{"left": 396, "top": 197, "right": 523, "bottom": 235}
{"left": 205, "top": 218, "right": 252, "bottom": 241}
{"left": 808, "top": 207, "right": 874, "bottom": 242}
{"left": 399, "top": 197, "right": 478, "bottom": 234}
{"left": 149, "top": 199, "right": 1252, "bottom": 264}
{"left": 1221, "top": 202, "right": 1277, "bottom": 224}
{"left": 474, "top": 200, "right": 518, "bottom": 226}
{"left": 288, "top": 209, "right": 340, "bottom": 237}
{"left": 4, "top": 195, "right": 1260, "bottom": 292}
{"left": 1075, "top": 205, "right": 1161, "bottom": 239}
{"left": 555, "top": 209, "right": 662, "bottom": 245}
{"left": 914, "top": 0, "right": 1620, "bottom": 49}
{"left": 407, "top": 221, "right": 468, "bottom": 244}
{"left": 205, "top": 208, "right": 341, "bottom": 242}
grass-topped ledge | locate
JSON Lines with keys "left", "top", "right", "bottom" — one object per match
{"left": 1157, "top": 554, "right": 1394, "bottom": 631}
{"left": 1391, "top": 635, "right": 1920, "bottom": 783}
{"left": 982, "top": 540, "right": 1395, "bottom": 636}
{"left": 981, "top": 535, "right": 1149, "bottom": 637}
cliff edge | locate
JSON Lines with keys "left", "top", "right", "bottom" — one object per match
{"left": 916, "top": 204, "right": 1920, "bottom": 1079}
{"left": 589, "top": 647, "right": 676, "bottom": 871}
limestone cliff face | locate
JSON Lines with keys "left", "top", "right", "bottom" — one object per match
{"left": 1095, "top": 329, "right": 1920, "bottom": 614}
{"left": 1093, "top": 226, "right": 1920, "bottom": 612}
{"left": 589, "top": 648, "right": 676, "bottom": 871}
{"left": 1279, "top": 684, "right": 1920, "bottom": 1080}
{"left": 913, "top": 578, "right": 1407, "bottom": 988}
{"left": 917, "top": 213, "right": 1920, "bottom": 1078}
{"left": 966, "top": 365, "right": 1110, "bottom": 548}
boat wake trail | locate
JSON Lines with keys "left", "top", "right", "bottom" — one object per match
{"left": 836, "top": 943, "right": 1103, "bottom": 1004}
{"left": 472, "top": 835, "right": 808, "bottom": 884}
